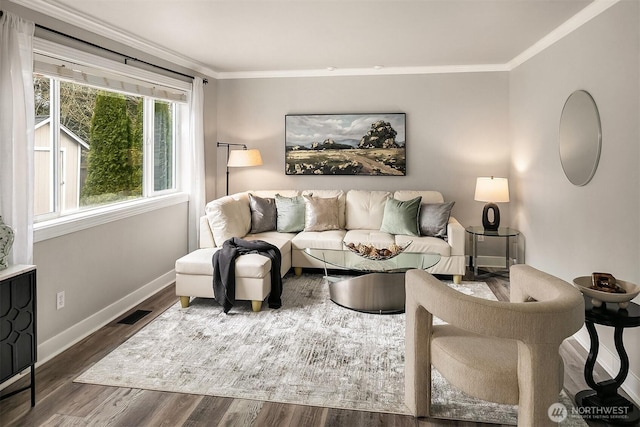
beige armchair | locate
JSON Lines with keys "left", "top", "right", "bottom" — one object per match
{"left": 405, "top": 264, "right": 585, "bottom": 427}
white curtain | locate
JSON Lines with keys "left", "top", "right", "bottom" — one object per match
{"left": 184, "top": 77, "right": 206, "bottom": 252}
{"left": 0, "top": 12, "right": 35, "bottom": 265}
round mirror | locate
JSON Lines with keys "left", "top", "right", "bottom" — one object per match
{"left": 559, "top": 90, "right": 601, "bottom": 186}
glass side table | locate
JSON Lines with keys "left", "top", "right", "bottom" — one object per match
{"left": 466, "top": 226, "right": 520, "bottom": 279}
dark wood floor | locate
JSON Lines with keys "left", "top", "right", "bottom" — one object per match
{"left": 0, "top": 271, "right": 623, "bottom": 426}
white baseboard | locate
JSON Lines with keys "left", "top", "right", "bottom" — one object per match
{"left": 575, "top": 329, "right": 640, "bottom": 405}
{"left": 468, "top": 255, "right": 509, "bottom": 269}
{"left": 480, "top": 255, "right": 509, "bottom": 268}
{"left": 0, "top": 270, "right": 175, "bottom": 392}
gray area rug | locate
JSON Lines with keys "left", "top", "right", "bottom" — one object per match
{"left": 76, "top": 273, "right": 586, "bottom": 425}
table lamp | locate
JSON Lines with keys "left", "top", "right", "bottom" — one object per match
{"left": 217, "top": 142, "right": 263, "bottom": 195}
{"left": 474, "top": 176, "right": 509, "bottom": 231}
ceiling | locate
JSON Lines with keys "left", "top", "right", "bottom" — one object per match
{"left": 13, "top": 0, "right": 614, "bottom": 79}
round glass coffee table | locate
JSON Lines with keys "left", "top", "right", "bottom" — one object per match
{"left": 304, "top": 248, "right": 440, "bottom": 314}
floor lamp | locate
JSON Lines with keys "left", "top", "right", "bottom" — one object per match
{"left": 217, "top": 142, "right": 263, "bottom": 195}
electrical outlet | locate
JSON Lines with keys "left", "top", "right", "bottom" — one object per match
{"left": 56, "top": 291, "right": 65, "bottom": 310}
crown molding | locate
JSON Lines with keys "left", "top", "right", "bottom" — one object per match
{"left": 216, "top": 63, "right": 510, "bottom": 80}
{"left": 9, "top": 0, "right": 220, "bottom": 79}
{"left": 507, "top": 0, "right": 620, "bottom": 70}
{"left": 10, "top": 0, "right": 619, "bottom": 80}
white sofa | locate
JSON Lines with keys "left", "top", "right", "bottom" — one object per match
{"left": 175, "top": 189, "right": 465, "bottom": 311}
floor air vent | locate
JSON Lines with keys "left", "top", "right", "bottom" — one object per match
{"left": 118, "top": 310, "right": 152, "bottom": 325}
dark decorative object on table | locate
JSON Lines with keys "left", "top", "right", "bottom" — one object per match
{"left": 481, "top": 203, "right": 501, "bottom": 231}
{"left": 573, "top": 275, "right": 639, "bottom": 309}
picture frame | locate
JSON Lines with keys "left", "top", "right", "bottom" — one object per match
{"left": 285, "top": 113, "right": 406, "bottom": 176}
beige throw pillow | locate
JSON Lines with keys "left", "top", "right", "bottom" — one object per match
{"left": 303, "top": 195, "right": 340, "bottom": 232}
{"left": 205, "top": 194, "right": 251, "bottom": 246}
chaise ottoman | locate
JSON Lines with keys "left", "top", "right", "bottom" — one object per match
{"left": 175, "top": 248, "right": 273, "bottom": 312}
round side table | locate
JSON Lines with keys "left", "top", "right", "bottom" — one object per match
{"left": 575, "top": 295, "right": 640, "bottom": 425}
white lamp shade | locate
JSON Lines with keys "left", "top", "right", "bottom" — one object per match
{"left": 474, "top": 177, "right": 510, "bottom": 203}
{"left": 227, "top": 149, "right": 263, "bottom": 167}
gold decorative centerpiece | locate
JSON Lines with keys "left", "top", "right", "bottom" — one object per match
{"left": 344, "top": 241, "right": 412, "bottom": 261}
{"left": 573, "top": 272, "right": 640, "bottom": 309}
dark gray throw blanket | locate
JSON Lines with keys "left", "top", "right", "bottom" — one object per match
{"left": 212, "top": 237, "right": 282, "bottom": 313}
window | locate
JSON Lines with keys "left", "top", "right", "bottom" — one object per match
{"left": 152, "top": 100, "right": 175, "bottom": 193}
{"left": 32, "top": 40, "right": 189, "bottom": 225}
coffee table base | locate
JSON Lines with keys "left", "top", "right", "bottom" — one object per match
{"left": 328, "top": 272, "right": 405, "bottom": 314}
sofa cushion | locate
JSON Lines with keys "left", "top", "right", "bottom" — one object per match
{"left": 380, "top": 196, "right": 422, "bottom": 236}
{"left": 344, "top": 230, "right": 395, "bottom": 248}
{"left": 292, "top": 229, "right": 347, "bottom": 250}
{"left": 419, "top": 202, "right": 455, "bottom": 239}
{"left": 199, "top": 215, "right": 215, "bottom": 248}
{"left": 176, "top": 248, "right": 217, "bottom": 275}
{"left": 249, "top": 194, "right": 277, "bottom": 233}
{"left": 345, "top": 190, "right": 391, "bottom": 230}
{"left": 176, "top": 248, "right": 271, "bottom": 278}
{"left": 302, "top": 190, "right": 346, "bottom": 228}
{"left": 275, "top": 194, "right": 305, "bottom": 232}
{"left": 303, "top": 195, "right": 340, "bottom": 232}
{"left": 395, "top": 234, "right": 452, "bottom": 257}
{"left": 244, "top": 232, "right": 295, "bottom": 256}
{"left": 205, "top": 193, "right": 251, "bottom": 247}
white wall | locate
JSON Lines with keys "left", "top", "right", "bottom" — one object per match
{"left": 213, "top": 72, "right": 511, "bottom": 229}
{"left": 510, "top": 1, "right": 640, "bottom": 402}
{"left": 33, "top": 203, "right": 189, "bottom": 361}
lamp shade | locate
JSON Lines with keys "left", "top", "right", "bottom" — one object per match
{"left": 474, "top": 177, "right": 509, "bottom": 203}
{"left": 227, "top": 149, "right": 263, "bottom": 167}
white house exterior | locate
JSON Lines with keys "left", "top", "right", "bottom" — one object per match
{"left": 34, "top": 117, "right": 89, "bottom": 216}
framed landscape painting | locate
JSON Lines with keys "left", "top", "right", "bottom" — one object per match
{"left": 285, "top": 113, "right": 406, "bottom": 175}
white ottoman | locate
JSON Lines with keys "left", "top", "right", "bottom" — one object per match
{"left": 175, "top": 248, "right": 272, "bottom": 312}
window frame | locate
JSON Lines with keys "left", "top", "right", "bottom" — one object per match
{"left": 145, "top": 99, "right": 178, "bottom": 198}
{"left": 33, "top": 38, "right": 191, "bottom": 243}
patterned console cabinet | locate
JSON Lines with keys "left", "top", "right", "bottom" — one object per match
{"left": 0, "top": 265, "right": 37, "bottom": 406}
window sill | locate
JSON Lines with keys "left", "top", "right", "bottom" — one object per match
{"left": 34, "top": 192, "right": 189, "bottom": 242}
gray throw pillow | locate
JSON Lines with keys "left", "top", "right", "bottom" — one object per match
{"left": 419, "top": 201, "right": 455, "bottom": 239}
{"left": 303, "top": 195, "right": 340, "bottom": 231}
{"left": 249, "top": 194, "right": 277, "bottom": 233}
{"left": 275, "top": 194, "right": 305, "bottom": 232}
{"left": 379, "top": 196, "right": 422, "bottom": 236}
